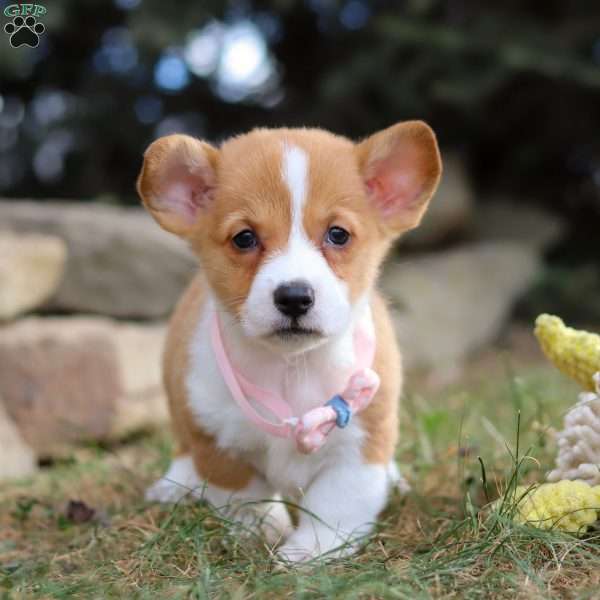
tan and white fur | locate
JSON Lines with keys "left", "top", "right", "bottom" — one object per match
{"left": 137, "top": 122, "right": 442, "bottom": 561}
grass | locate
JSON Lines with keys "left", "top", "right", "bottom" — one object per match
{"left": 2, "top": 357, "right": 600, "bottom": 599}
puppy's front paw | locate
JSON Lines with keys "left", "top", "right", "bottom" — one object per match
{"left": 277, "top": 542, "right": 315, "bottom": 564}
{"left": 259, "top": 499, "right": 295, "bottom": 545}
{"left": 277, "top": 527, "right": 357, "bottom": 563}
{"left": 387, "top": 460, "right": 411, "bottom": 495}
{"left": 145, "top": 456, "right": 202, "bottom": 503}
{"left": 145, "top": 476, "right": 199, "bottom": 503}
{"left": 232, "top": 498, "right": 294, "bottom": 546}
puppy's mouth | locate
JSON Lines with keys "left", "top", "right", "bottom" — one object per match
{"left": 272, "top": 325, "right": 323, "bottom": 340}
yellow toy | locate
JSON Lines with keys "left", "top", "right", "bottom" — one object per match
{"left": 506, "top": 480, "right": 600, "bottom": 533}
{"left": 535, "top": 314, "right": 600, "bottom": 392}
{"left": 534, "top": 315, "right": 600, "bottom": 486}
{"left": 496, "top": 315, "right": 600, "bottom": 533}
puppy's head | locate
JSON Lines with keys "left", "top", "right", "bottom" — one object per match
{"left": 137, "top": 122, "right": 441, "bottom": 353}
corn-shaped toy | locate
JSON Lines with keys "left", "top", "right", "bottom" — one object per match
{"left": 535, "top": 314, "right": 600, "bottom": 391}
{"left": 505, "top": 480, "right": 600, "bottom": 534}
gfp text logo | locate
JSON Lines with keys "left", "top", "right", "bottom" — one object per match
{"left": 4, "top": 4, "right": 47, "bottom": 48}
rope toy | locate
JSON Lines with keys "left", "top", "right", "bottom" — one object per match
{"left": 497, "top": 315, "right": 600, "bottom": 534}
{"left": 547, "top": 372, "right": 600, "bottom": 484}
{"left": 534, "top": 315, "right": 600, "bottom": 485}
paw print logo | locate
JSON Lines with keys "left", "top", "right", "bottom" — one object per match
{"left": 4, "top": 15, "right": 45, "bottom": 48}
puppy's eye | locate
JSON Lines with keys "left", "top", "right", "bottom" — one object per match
{"left": 325, "top": 226, "right": 350, "bottom": 246}
{"left": 232, "top": 229, "right": 258, "bottom": 250}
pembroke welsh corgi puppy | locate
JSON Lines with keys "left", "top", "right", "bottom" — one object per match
{"left": 138, "top": 122, "right": 442, "bottom": 561}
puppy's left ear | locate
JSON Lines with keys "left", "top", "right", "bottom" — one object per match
{"left": 356, "top": 120, "right": 442, "bottom": 233}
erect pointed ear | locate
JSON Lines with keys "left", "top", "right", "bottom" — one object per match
{"left": 136, "top": 134, "right": 219, "bottom": 237}
{"left": 356, "top": 121, "right": 442, "bottom": 234}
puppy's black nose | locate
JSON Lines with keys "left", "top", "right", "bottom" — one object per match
{"left": 273, "top": 281, "right": 315, "bottom": 318}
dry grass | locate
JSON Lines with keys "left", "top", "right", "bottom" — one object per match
{"left": 2, "top": 355, "right": 600, "bottom": 599}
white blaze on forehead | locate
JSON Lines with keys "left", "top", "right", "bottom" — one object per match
{"left": 282, "top": 144, "right": 309, "bottom": 233}
{"left": 240, "top": 140, "right": 351, "bottom": 344}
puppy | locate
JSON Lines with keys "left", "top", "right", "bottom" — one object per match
{"left": 138, "top": 122, "right": 441, "bottom": 561}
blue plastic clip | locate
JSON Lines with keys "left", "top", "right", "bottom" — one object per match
{"left": 325, "top": 394, "right": 351, "bottom": 428}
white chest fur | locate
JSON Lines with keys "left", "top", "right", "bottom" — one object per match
{"left": 185, "top": 296, "right": 374, "bottom": 497}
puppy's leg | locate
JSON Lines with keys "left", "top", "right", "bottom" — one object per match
{"left": 278, "top": 461, "right": 390, "bottom": 562}
{"left": 387, "top": 459, "right": 411, "bottom": 495}
{"left": 147, "top": 438, "right": 293, "bottom": 545}
{"left": 199, "top": 475, "right": 293, "bottom": 545}
{"left": 146, "top": 454, "right": 203, "bottom": 503}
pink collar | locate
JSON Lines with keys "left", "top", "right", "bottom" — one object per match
{"left": 210, "top": 313, "right": 380, "bottom": 454}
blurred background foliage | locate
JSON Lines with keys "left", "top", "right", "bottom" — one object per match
{"left": 1, "top": 0, "right": 599, "bottom": 318}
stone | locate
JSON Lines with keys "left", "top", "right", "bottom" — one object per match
{"left": 0, "top": 317, "right": 168, "bottom": 458}
{"left": 0, "top": 232, "right": 67, "bottom": 320}
{"left": 0, "top": 200, "right": 196, "bottom": 318}
{"left": 381, "top": 242, "right": 541, "bottom": 370}
{"left": 401, "top": 154, "right": 474, "bottom": 248}
{"left": 0, "top": 399, "right": 37, "bottom": 482}
{"left": 474, "top": 199, "right": 566, "bottom": 251}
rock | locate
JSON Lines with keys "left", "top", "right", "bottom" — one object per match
{"left": 0, "top": 317, "right": 168, "bottom": 458}
{"left": 474, "top": 199, "right": 566, "bottom": 251}
{"left": 0, "top": 399, "right": 37, "bottom": 482}
{"left": 0, "top": 232, "right": 67, "bottom": 321}
{"left": 0, "top": 200, "right": 196, "bottom": 318}
{"left": 401, "top": 154, "right": 474, "bottom": 248}
{"left": 381, "top": 242, "right": 540, "bottom": 370}
{"left": 108, "top": 322, "right": 169, "bottom": 438}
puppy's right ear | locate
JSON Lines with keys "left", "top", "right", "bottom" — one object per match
{"left": 137, "top": 134, "right": 218, "bottom": 237}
